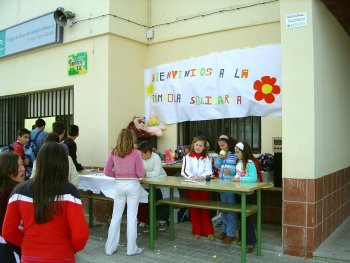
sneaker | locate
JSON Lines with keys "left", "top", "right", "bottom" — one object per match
{"left": 218, "top": 232, "right": 226, "bottom": 240}
{"left": 222, "top": 236, "right": 235, "bottom": 244}
{"left": 246, "top": 245, "right": 254, "bottom": 253}
{"left": 138, "top": 222, "right": 146, "bottom": 228}
{"left": 127, "top": 248, "right": 144, "bottom": 256}
{"left": 208, "top": 234, "right": 215, "bottom": 241}
{"left": 158, "top": 221, "right": 167, "bottom": 232}
{"left": 194, "top": 234, "right": 200, "bottom": 239}
{"left": 142, "top": 225, "right": 150, "bottom": 233}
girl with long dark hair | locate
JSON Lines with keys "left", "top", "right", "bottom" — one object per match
{"left": 3, "top": 142, "right": 89, "bottom": 263}
{"left": 0, "top": 151, "right": 25, "bottom": 263}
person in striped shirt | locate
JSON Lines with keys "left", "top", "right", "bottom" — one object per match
{"left": 215, "top": 134, "right": 238, "bottom": 244}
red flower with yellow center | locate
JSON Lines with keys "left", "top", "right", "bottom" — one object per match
{"left": 253, "top": 76, "right": 281, "bottom": 104}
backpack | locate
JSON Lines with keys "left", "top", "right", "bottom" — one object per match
{"left": 0, "top": 144, "right": 13, "bottom": 153}
{"left": 28, "top": 130, "right": 42, "bottom": 157}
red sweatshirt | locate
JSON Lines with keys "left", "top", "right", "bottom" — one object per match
{"left": 2, "top": 181, "right": 89, "bottom": 261}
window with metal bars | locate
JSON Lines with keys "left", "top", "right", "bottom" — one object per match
{"left": 0, "top": 87, "right": 74, "bottom": 146}
{"left": 177, "top": 117, "right": 261, "bottom": 153}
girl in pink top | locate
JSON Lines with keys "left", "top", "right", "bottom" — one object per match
{"left": 104, "top": 129, "right": 145, "bottom": 256}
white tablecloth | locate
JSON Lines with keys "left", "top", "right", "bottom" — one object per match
{"left": 78, "top": 173, "right": 149, "bottom": 203}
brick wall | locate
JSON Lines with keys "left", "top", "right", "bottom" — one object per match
{"left": 282, "top": 167, "right": 350, "bottom": 258}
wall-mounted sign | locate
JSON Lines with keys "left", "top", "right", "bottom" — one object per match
{"left": 68, "top": 52, "right": 87, "bottom": 75}
{"left": 286, "top": 12, "right": 307, "bottom": 29}
{"left": 0, "top": 12, "right": 63, "bottom": 58}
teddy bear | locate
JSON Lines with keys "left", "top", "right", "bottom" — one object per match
{"left": 127, "top": 116, "right": 151, "bottom": 137}
{"left": 164, "top": 149, "right": 175, "bottom": 163}
{"left": 146, "top": 115, "right": 167, "bottom": 137}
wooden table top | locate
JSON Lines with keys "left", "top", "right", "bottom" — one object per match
{"left": 140, "top": 176, "right": 270, "bottom": 192}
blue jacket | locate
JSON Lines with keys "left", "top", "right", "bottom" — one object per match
{"left": 215, "top": 151, "right": 237, "bottom": 180}
{"left": 235, "top": 160, "right": 258, "bottom": 183}
{"left": 30, "top": 128, "right": 48, "bottom": 150}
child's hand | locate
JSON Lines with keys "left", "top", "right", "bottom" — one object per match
{"left": 219, "top": 154, "right": 226, "bottom": 160}
{"left": 223, "top": 168, "right": 231, "bottom": 175}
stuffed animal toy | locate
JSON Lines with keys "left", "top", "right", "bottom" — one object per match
{"left": 164, "top": 149, "right": 174, "bottom": 163}
{"left": 146, "top": 115, "right": 167, "bottom": 137}
{"left": 127, "top": 116, "right": 151, "bottom": 137}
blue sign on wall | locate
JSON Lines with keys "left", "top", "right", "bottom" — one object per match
{"left": 0, "top": 12, "right": 63, "bottom": 58}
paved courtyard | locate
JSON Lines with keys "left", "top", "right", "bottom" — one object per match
{"left": 76, "top": 220, "right": 328, "bottom": 263}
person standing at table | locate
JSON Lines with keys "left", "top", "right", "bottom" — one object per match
{"left": 52, "top": 121, "right": 69, "bottom": 155}
{"left": 2, "top": 142, "right": 89, "bottom": 263}
{"left": 215, "top": 134, "right": 238, "bottom": 244}
{"left": 137, "top": 141, "right": 169, "bottom": 232}
{"left": 104, "top": 129, "right": 145, "bottom": 256}
{"left": 31, "top": 133, "right": 79, "bottom": 187}
{"left": 0, "top": 151, "right": 25, "bottom": 263}
{"left": 62, "top": 125, "right": 84, "bottom": 171}
{"left": 181, "top": 136, "right": 215, "bottom": 240}
{"left": 232, "top": 141, "right": 258, "bottom": 253}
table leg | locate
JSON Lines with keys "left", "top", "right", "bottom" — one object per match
{"left": 241, "top": 192, "right": 246, "bottom": 263}
{"left": 149, "top": 185, "right": 156, "bottom": 249}
{"left": 257, "top": 189, "right": 262, "bottom": 256}
{"left": 170, "top": 188, "right": 174, "bottom": 241}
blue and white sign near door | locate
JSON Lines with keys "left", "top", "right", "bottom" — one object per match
{"left": 0, "top": 12, "right": 63, "bottom": 58}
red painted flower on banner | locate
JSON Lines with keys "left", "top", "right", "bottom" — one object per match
{"left": 253, "top": 76, "right": 281, "bottom": 104}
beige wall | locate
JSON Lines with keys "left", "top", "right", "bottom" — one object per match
{"left": 280, "top": 0, "right": 350, "bottom": 179}
{"left": 0, "top": 34, "right": 110, "bottom": 166}
{"left": 150, "top": 0, "right": 279, "bottom": 43}
{"left": 313, "top": 1, "right": 350, "bottom": 177}
{"left": 280, "top": 0, "right": 315, "bottom": 179}
{"left": 109, "top": 0, "right": 149, "bottom": 43}
{"left": 107, "top": 35, "right": 147, "bottom": 153}
{"left": 0, "top": 0, "right": 284, "bottom": 166}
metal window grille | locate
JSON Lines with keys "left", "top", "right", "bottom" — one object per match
{"left": 0, "top": 87, "right": 74, "bottom": 146}
{"left": 177, "top": 117, "right": 261, "bottom": 153}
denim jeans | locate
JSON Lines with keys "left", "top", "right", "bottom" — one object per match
{"left": 236, "top": 193, "right": 257, "bottom": 245}
{"left": 220, "top": 192, "right": 237, "bottom": 237}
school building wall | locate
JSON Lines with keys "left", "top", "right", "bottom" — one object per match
{"left": 146, "top": 0, "right": 282, "bottom": 154}
{"left": 2, "top": 0, "right": 349, "bottom": 259}
{"left": 280, "top": 0, "right": 350, "bottom": 258}
{"left": 0, "top": 0, "right": 282, "bottom": 164}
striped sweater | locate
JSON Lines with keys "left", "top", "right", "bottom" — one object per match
{"left": 215, "top": 151, "right": 237, "bottom": 180}
{"left": 2, "top": 181, "right": 89, "bottom": 262}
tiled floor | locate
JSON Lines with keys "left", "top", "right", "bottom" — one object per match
{"left": 76, "top": 220, "right": 327, "bottom": 263}
{"left": 314, "top": 217, "right": 350, "bottom": 262}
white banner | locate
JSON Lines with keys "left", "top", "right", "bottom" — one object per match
{"left": 144, "top": 44, "right": 281, "bottom": 124}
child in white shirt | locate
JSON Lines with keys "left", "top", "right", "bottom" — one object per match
{"left": 138, "top": 141, "right": 169, "bottom": 231}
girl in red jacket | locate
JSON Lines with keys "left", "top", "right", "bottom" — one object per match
{"left": 181, "top": 136, "right": 214, "bottom": 240}
{"left": 3, "top": 142, "right": 89, "bottom": 263}
{"left": 0, "top": 151, "right": 25, "bottom": 263}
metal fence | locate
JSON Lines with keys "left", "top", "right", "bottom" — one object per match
{"left": 0, "top": 87, "right": 74, "bottom": 146}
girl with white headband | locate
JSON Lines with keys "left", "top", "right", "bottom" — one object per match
{"left": 232, "top": 142, "right": 257, "bottom": 183}
{"left": 232, "top": 141, "right": 258, "bottom": 253}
